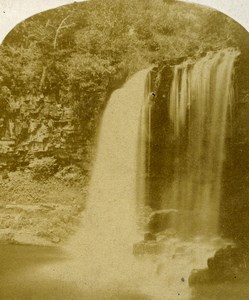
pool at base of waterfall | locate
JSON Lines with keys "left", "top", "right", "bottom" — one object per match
{"left": 0, "top": 244, "right": 149, "bottom": 300}
{"left": 1, "top": 239, "right": 248, "bottom": 300}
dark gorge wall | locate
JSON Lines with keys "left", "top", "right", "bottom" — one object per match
{"left": 147, "top": 63, "right": 175, "bottom": 209}
{"left": 221, "top": 40, "right": 249, "bottom": 243}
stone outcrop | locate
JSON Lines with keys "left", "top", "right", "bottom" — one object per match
{"left": 189, "top": 245, "right": 249, "bottom": 286}
{"left": 147, "top": 209, "right": 178, "bottom": 233}
{"left": 0, "top": 93, "right": 87, "bottom": 171}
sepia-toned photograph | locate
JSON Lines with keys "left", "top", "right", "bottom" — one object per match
{"left": 0, "top": 0, "right": 249, "bottom": 299}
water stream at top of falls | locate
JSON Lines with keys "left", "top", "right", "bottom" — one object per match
{"left": 168, "top": 49, "right": 240, "bottom": 237}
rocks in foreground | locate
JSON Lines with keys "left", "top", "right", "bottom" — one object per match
{"left": 133, "top": 230, "right": 177, "bottom": 255}
{"left": 133, "top": 230, "right": 164, "bottom": 255}
{"left": 189, "top": 245, "right": 249, "bottom": 286}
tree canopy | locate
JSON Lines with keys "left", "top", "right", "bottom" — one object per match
{"left": 0, "top": 0, "right": 245, "bottom": 140}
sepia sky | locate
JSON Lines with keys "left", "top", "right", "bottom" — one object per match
{"left": 0, "top": 0, "right": 248, "bottom": 44}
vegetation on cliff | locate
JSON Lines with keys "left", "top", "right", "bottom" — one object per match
{"left": 0, "top": 0, "right": 244, "bottom": 149}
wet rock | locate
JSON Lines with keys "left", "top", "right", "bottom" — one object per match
{"left": 207, "top": 245, "right": 241, "bottom": 271}
{"left": 133, "top": 240, "right": 165, "bottom": 256}
{"left": 144, "top": 232, "right": 156, "bottom": 241}
{"left": 189, "top": 245, "right": 249, "bottom": 285}
{"left": 148, "top": 209, "right": 178, "bottom": 233}
{"left": 189, "top": 269, "right": 211, "bottom": 286}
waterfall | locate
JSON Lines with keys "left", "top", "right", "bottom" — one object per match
{"left": 137, "top": 71, "right": 152, "bottom": 210}
{"left": 39, "top": 62, "right": 235, "bottom": 299}
{"left": 63, "top": 68, "right": 152, "bottom": 289}
{"left": 87, "top": 68, "right": 151, "bottom": 243}
{"left": 167, "top": 49, "right": 240, "bottom": 236}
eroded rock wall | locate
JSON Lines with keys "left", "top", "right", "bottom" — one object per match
{"left": 0, "top": 93, "right": 88, "bottom": 171}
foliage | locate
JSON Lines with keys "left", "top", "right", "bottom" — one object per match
{"left": 199, "top": 10, "right": 245, "bottom": 51}
{"left": 29, "top": 157, "right": 58, "bottom": 181}
{"left": 54, "top": 165, "right": 83, "bottom": 186}
{"left": 1, "top": 0, "right": 245, "bottom": 143}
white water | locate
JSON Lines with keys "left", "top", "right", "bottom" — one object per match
{"left": 168, "top": 49, "right": 240, "bottom": 236}
{"left": 37, "top": 60, "right": 237, "bottom": 299}
{"left": 57, "top": 69, "right": 155, "bottom": 291}
{"left": 137, "top": 71, "right": 152, "bottom": 210}
{"left": 73, "top": 69, "right": 152, "bottom": 286}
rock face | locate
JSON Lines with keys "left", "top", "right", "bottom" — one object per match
{"left": 0, "top": 93, "right": 88, "bottom": 171}
{"left": 189, "top": 245, "right": 249, "bottom": 286}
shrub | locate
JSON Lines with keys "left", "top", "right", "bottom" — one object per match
{"left": 54, "top": 165, "right": 83, "bottom": 185}
{"left": 29, "top": 157, "right": 58, "bottom": 180}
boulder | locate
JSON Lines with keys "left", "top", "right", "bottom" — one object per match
{"left": 148, "top": 209, "right": 178, "bottom": 233}
{"left": 189, "top": 269, "right": 211, "bottom": 286}
{"left": 207, "top": 245, "right": 242, "bottom": 271}
{"left": 144, "top": 232, "right": 156, "bottom": 242}
{"left": 189, "top": 245, "right": 249, "bottom": 285}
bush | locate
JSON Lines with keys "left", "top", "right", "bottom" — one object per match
{"left": 29, "top": 157, "right": 58, "bottom": 181}
{"left": 54, "top": 165, "right": 83, "bottom": 185}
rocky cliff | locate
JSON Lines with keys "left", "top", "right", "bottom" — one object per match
{"left": 0, "top": 92, "right": 92, "bottom": 172}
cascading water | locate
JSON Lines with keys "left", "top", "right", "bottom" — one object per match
{"left": 85, "top": 68, "right": 152, "bottom": 256}
{"left": 137, "top": 71, "right": 152, "bottom": 210}
{"left": 167, "top": 49, "right": 240, "bottom": 236}
{"left": 59, "top": 68, "right": 154, "bottom": 291}
{"left": 39, "top": 50, "right": 240, "bottom": 300}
